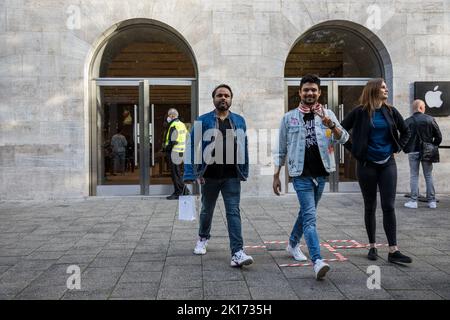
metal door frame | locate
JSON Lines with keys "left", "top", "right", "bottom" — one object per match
{"left": 284, "top": 78, "right": 369, "bottom": 193}
{"left": 92, "top": 78, "right": 197, "bottom": 196}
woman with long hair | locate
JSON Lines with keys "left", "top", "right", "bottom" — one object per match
{"left": 341, "top": 78, "right": 412, "bottom": 264}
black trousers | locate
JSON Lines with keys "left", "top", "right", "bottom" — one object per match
{"left": 356, "top": 157, "right": 397, "bottom": 246}
{"left": 167, "top": 151, "right": 185, "bottom": 195}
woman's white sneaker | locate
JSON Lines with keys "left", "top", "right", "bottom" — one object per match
{"left": 286, "top": 244, "right": 308, "bottom": 261}
{"left": 428, "top": 201, "right": 437, "bottom": 209}
{"left": 193, "top": 237, "right": 208, "bottom": 255}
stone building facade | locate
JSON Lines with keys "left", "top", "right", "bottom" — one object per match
{"left": 0, "top": 0, "right": 449, "bottom": 199}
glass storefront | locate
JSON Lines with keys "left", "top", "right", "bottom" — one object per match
{"left": 91, "top": 24, "right": 197, "bottom": 196}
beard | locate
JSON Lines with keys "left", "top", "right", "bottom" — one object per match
{"left": 302, "top": 96, "right": 317, "bottom": 105}
{"left": 215, "top": 100, "right": 231, "bottom": 111}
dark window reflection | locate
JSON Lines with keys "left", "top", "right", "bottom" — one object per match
{"left": 285, "top": 28, "right": 383, "bottom": 78}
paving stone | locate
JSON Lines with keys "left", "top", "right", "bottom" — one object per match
{"left": 164, "top": 256, "right": 202, "bottom": 266}
{"left": 205, "top": 294, "right": 252, "bottom": 300}
{"left": 89, "top": 257, "right": 130, "bottom": 268}
{"left": 56, "top": 254, "right": 98, "bottom": 265}
{"left": 118, "top": 271, "right": 162, "bottom": 283}
{"left": 15, "top": 285, "right": 67, "bottom": 300}
{"left": 110, "top": 282, "right": 158, "bottom": 299}
{"left": 406, "top": 271, "right": 450, "bottom": 289}
{"left": 62, "top": 289, "right": 111, "bottom": 300}
{"left": 290, "top": 278, "right": 346, "bottom": 300}
{"left": 25, "top": 251, "right": 66, "bottom": 260}
{"left": 129, "top": 253, "right": 166, "bottom": 262}
{"left": 0, "top": 269, "right": 44, "bottom": 286}
{"left": 8, "top": 260, "right": 56, "bottom": 272}
{"left": 388, "top": 290, "right": 443, "bottom": 300}
{"left": 202, "top": 269, "right": 245, "bottom": 282}
{"left": 248, "top": 282, "right": 298, "bottom": 300}
{"left": 124, "top": 261, "right": 165, "bottom": 273}
{"left": 80, "top": 267, "right": 125, "bottom": 291}
{"left": 157, "top": 287, "right": 203, "bottom": 300}
{"left": 204, "top": 281, "right": 250, "bottom": 296}
{"left": 431, "top": 287, "right": 450, "bottom": 299}
{"left": 0, "top": 194, "right": 449, "bottom": 300}
{"left": 380, "top": 275, "right": 428, "bottom": 290}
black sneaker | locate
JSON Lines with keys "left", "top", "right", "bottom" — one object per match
{"left": 166, "top": 194, "right": 179, "bottom": 200}
{"left": 367, "top": 247, "right": 378, "bottom": 261}
{"left": 388, "top": 251, "right": 412, "bottom": 264}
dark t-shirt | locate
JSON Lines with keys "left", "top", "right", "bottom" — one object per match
{"left": 203, "top": 117, "right": 238, "bottom": 179}
{"left": 301, "top": 113, "right": 329, "bottom": 178}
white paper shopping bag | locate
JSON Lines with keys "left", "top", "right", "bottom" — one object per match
{"left": 178, "top": 195, "right": 197, "bottom": 221}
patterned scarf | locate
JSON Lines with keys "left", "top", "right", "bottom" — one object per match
{"left": 298, "top": 102, "right": 325, "bottom": 117}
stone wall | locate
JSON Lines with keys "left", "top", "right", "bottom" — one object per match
{"left": 0, "top": 0, "right": 449, "bottom": 199}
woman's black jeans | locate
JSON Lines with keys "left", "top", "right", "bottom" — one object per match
{"left": 357, "top": 157, "right": 397, "bottom": 246}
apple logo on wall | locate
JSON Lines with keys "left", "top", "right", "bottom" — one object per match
{"left": 425, "top": 86, "right": 443, "bottom": 108}
{"left": 414, "top": 81, "right": 449, "bottom": 117}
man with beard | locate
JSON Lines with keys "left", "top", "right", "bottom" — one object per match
{"left": 273, "top": 74, "right": 349, "bottom": 280}
{"left": 184, "top": 84, "right": 253, "bottom": 268}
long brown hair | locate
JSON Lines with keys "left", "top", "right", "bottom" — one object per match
{"left": 359, "top": 78, "right": 391, "bottom": 118}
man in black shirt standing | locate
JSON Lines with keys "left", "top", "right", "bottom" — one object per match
{"left": 184, "top": 84, "right": 253, "bottom": 268}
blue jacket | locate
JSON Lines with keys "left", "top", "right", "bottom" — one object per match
{"left": 183, "top": 110, "right": 249, "bottom": 181}
{"left": 273, "top": 108, "right": 349, "bottom": 177}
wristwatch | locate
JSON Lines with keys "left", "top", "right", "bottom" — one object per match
{"left": 328, "top": 122, "right": 336, "bottom": 129}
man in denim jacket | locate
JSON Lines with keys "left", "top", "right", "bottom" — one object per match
{"left": 184, "top": 84, "right": 253, "bottom": 267}
{"left": 273, "top": 74, "right": 349, "bottom": 280}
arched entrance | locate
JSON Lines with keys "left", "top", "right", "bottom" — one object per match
{"left": 284, "top": 21, "right": 392, "bottom": 192}
{"left": 88, "top": 19, "right": 198, "bottom": 196}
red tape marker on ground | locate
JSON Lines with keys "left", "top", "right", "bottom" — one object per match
{"left": 326, "top": 240, "right": 389, "bottom": 249}
{"left": 245, "top": 239, "right": 351, "bottom": 267}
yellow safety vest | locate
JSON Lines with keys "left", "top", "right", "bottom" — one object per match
{"left": 165, "top": 120, "right": 187, "bottom": 153}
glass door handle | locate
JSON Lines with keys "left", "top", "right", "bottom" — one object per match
{"left": 339, "top": 104, "right": 344, "bottom": 164}
{"left": 151, "top": 104, "right": 155, "bottom": 167}
{"left": 134, "top": 104, "right": 138, "bottom": 167}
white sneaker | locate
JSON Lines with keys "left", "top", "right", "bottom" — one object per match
{"left": 230, "top": 250, "right": 254, "bottom": 267}
{"left": 286, "top": 244, "right": 308, "bottom": 261}
{"left": 313, "top": 259, "right": 330, "bottom": 280}
{"left": 404, "top": 201, "right": 418, "bottom": 209}
{"left": 428, "top": 201, "right": 437, "bottom": 209}
{"left": 193, "top": 237, "right": 208, "bottom": 255}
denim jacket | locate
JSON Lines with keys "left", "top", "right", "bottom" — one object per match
{"left": 273, "top": 108, "right": 349, "bottom": 177}
{"left": 183, "top": 110, "right": 249, "bottom": 181}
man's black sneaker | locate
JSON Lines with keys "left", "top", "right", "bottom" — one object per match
{"left": 388, "top": 251, "right": 412, "bottom": 264}
{"left": 166, "top": 194, "right": 179, "bottom": 200}
{"left": 367, "top": 247, "right": 378, "bottom": 261}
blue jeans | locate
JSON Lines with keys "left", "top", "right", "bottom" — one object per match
{"left": 199, "top": 178, "right": 243, "bottom": 255}
{"left": 113, "top": 152, "right": 126, "bottom": 173}
{"left": 408, "top": 153, "right": 435, "bottom": 201}
{"left": 290, "top": 176, "right": 326, "bottom": 263}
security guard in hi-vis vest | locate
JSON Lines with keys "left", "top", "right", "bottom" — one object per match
{"left": 164, "top": 108, "right": 189, "bottom": 200}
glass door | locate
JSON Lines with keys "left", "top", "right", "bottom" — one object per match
{"left": 145, "top": 84, "right": 194, "bottom": 195}
{"left": 331, "top": 80, "right": 368, "bottom": 192}
{"left": 94, "top": 78, "right": 196, "bottom": 196}
{"left": 96, "top": 85, "right": 141, "bottom": 195}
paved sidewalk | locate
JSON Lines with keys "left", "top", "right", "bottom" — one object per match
{"left": 0, "top": 193, "right": 449, "bottom": 300}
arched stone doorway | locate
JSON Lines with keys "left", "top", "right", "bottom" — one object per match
{"left": 88, "top": 19, "right": 198, "bottom": 196}
{"left": 284, "top": 20, "right": 392, "bottom": 192}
